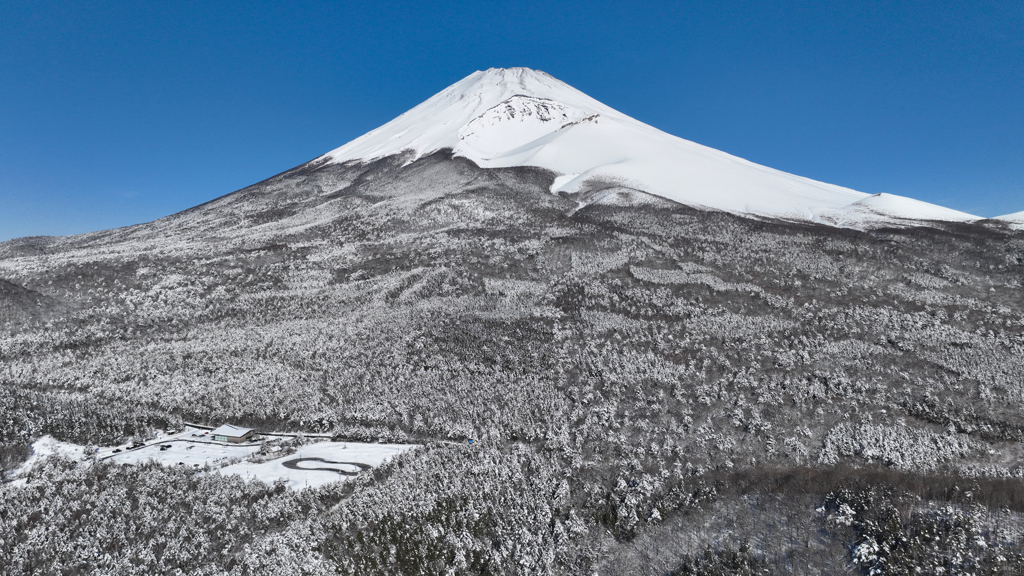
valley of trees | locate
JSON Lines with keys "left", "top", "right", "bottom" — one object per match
{"left": 2, "top": 151, "right": 1023, "bottom": 574}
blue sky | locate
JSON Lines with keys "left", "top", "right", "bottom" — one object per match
{"left": 1, "top": 1, "right": 1022, "bottom": 240}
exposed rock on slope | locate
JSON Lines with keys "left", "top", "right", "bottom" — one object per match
{"left": 322, "top": 67, "right": 985, "bottom": 227}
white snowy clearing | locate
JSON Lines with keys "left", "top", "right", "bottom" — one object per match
{"left": 218, "top": 442, "right": 415, "bottom": 490}
{"left": 320, "top": 67, "right": 989, "bottom": 228}
{"left": 6, "top": 428, "right": 417, "bottom": 491}
{"left": 6, "top": 435, "right": 86, "bottom": 486}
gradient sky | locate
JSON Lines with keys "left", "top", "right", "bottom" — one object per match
{"left": 2, "top": 1, "right": 1022, "bottom": 240}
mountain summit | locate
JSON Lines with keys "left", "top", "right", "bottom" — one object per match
{"left": 320, "top": 67, "right": 979, "bottom": 226}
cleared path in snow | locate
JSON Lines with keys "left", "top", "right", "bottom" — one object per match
{"left": 217, "top": 441, "right": 417, "bottom": 490}
{"left": 281, "top": 458, "right": 372, "bottom": 476}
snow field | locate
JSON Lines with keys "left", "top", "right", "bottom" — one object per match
{"left": 218, "top": 442, "right": 416, "bottom": 490}
{"left": 7, "top": 429, "right": 417, "bottom": 491}
{"left": 6, "top": 435, "right": 87, "bottom": 486}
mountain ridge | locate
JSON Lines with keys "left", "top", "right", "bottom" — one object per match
{"left": 995, "top": 210, "right": 1024, "bottom": 228}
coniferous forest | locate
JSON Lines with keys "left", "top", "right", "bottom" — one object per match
{"left": 2, "top": 151, "right": 1024, "bottom": 574}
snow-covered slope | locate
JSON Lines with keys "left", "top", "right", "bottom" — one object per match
{"left": 994, "top": 211, "right": 1024, "bottom": 229}
{"left": 820, "top": 193, "right": 980, "bottom": 227}
{"left": 322, "top": 67, "right": 983, "bottom": 227}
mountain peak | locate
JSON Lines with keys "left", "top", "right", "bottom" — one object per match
{"left": 320, "top": 69, "right": 983, "bottom": 227}
{"left": 448, "top": 67, "right": 559, "bottom": 98}
{"left": 479, "top": 66, "right": 553, "bottom": 80}
{"left": 471, "top": 67, "right": 568, "bottom": 92}
{"left": 321, "top": 68, "right": 616, "bottom": 167}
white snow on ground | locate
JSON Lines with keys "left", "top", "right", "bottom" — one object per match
{"left": 819, "top": 193, "right": 980, "bottom": 227}
{"left": 105, "top": 438, "right": 260, "bottom": 469}
{"left": 218, "top": 442, "right": 415, "bottom": 490}
{"left": 320, "top": 67, "right": 986, "bottom": 227}
{"left": 4, "top": 428, "right": 417, "bottom": 491}
{"left": 994, "top": 210, "right": 1024, "bottom": 229}
{"left": 549, "top": 173, "right": 581, "bottom": 193}
{"left": 6, "top": 435, "right": 88, "bottom": 485}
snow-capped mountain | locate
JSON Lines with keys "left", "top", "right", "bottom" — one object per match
{"left": 4, "top": 69, "right": 1024, "bottom": 576}
{"left": 321, "top": 67, "right": 981, "bottom": 227}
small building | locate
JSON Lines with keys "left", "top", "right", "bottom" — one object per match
{"left": 210, "top": 424, "right": 255, "bottom": 443}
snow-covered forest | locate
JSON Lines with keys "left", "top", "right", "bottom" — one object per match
{"left": 2, "top": 151, "right": 1024, "bottom": 574}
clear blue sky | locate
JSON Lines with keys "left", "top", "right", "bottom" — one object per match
{"left": 2, "top": 1, "right": 1022, "bottom": 240}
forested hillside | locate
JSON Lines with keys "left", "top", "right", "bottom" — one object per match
{"left": 2, "top": 151, "right": 1023, "bottom": 574}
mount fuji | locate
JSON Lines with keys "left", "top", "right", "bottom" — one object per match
{"left": 3, "top": 68, "right": 1024, "bottom": 575}
{"left": 320, "top": 67, "right": 980, "bottom": 227}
